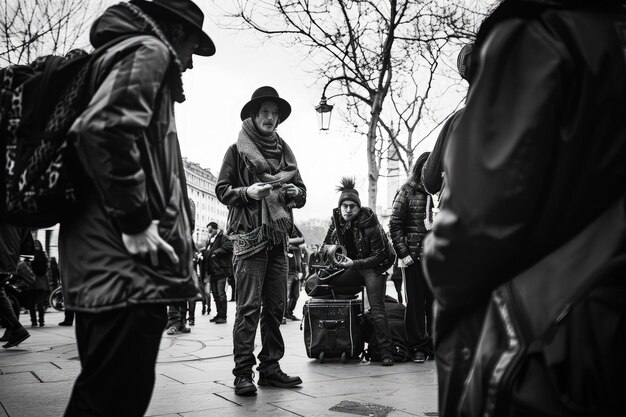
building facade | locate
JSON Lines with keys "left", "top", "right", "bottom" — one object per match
{"left": 183, "top": 158, "right": 228, "bottom": 248}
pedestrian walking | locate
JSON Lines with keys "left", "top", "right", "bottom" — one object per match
{"left": 423, "top": 1, "right": 626, "bottom": 416}
{"left": 202, "top": 222, "right": 233, "bottom": 324}
{"left": 24, "top": 240, "right": 49, "bottom": 327}
{"left": 58, "top": 1, "right": 213, "bottom": 415}
{"left": 389, "top": 152, "right": 433, "bottom": 363}
{"left": 216, "top": 85, "right": 306, "bottom": 396}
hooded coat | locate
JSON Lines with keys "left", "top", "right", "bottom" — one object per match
{"left": 59, "top": 4, "right": 200, "bottom": 312}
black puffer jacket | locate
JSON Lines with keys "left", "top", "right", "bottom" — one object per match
{"left": 323, "top": 207, "right": 390, "bottom": 273}
{"left": 389, "top": 180, "right": 428, "bottom": 260}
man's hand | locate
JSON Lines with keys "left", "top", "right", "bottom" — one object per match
{"left": 401, "top": 255, "right": 414, "bottom": 267}
{"left": 246, "top": 183, "right": 273, "bottom": 200}
{"left": 281, "top": 183, "right": 300, "bottom": 198}
{"left": 337, "top": 256, "right": 354, "bottom": 269}
{"left": 122, "top": 220, "right": 179, "bottom": 266}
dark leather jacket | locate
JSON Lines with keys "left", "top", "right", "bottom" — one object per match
{"left": 323, "top": 207, "right": 389, "bottom": 273}
{"left": 389, "top": 181, "right": 428, "bottom": 260}
{"left": 424, "top": 8, "right": 626, "bottom": 311}
{"left": 215, "top": 143, "right": 306, "bottom": 237}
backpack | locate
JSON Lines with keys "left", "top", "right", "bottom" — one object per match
{"left": 362, "top": 296, "right": 410, "bottom": 362}
{"left": 0, "top": 37, "right": 128, "bottom": 228}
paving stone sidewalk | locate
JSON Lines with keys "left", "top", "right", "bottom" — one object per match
{"left": 0, "top": 290, "right": 438, "bottom": 417}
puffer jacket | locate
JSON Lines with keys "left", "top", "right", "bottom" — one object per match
{"left": 389, "top": 180, "right": 428, "bottom": 261}
{"left": 59, "top": 4, "right": 200, "bottom": 312}
{"left": 323, "top": 207, "right": 390, "bottom": 273}
{"left": 216, "top": 143, "right": 306, "bottom": 237}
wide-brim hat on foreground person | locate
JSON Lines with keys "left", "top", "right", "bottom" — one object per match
{"left": 130, "top": 0, "right": 216, "bottom": 56}
{"left": 240, "top": 86, "right": 292, "bottom": 122}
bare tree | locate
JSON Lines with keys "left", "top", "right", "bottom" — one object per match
{"left": 0, "top": 0, "right": 103, "bottom": 66}
{"left": 220, "top": 0, "right": 490, "bottom": 207}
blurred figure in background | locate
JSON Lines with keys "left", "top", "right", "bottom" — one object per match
{"left": 0, "top": 223, "right": 32, "bottom": 348}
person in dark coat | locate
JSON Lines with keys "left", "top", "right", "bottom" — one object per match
{"left": 216, "top": 86, "right": 306, "bottom": 396}
{"left": 24, "top": 240, "right": 49, "bottom": 327}
{"left": 323, "top": 177, "right": 395, "bottom": 366}
{"left": 0, "top": 223, "right": 32, "bottom": 348}
{"left": 389, "top": 152, "right": 433, "bottom": 363}
{"left": 58, "top": 1, "right": 213, "bottom": 415}
{"left": 423, "top": 1, "right": 626, "bottom": 415}
{"left": 202, "top": 221, "right": 233, "bottom": 324}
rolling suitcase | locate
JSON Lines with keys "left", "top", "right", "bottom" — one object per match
{"left": 302, "top": 297, "right": 364, "bottom": 363}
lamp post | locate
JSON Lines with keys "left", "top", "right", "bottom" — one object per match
{"left": 315, "top": 95, "right": 334, "bottom": 131}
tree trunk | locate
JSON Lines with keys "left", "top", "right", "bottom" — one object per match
{"left": 367, "top": 94, "right": 384, "bottom": 208}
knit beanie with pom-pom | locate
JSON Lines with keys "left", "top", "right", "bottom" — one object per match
{"left": 337, "top": 177, "right": 361, "bottom": 208}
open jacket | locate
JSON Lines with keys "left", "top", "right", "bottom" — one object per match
{"left": 323, "top": 207, "right": 389, "bottom": 273}
{"left": 215, "top": 143, "right": 306, "bottom": 239}
{"left": 59, "top": 4, "right": 200, "bottom": 312}
{"left": 201, "top": 231, "right": 233, "bottom": 279}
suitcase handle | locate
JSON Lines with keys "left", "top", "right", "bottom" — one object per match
{"left": 318, "top": 319, "right": 345, "bottom": 330}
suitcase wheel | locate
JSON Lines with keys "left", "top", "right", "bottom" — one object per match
{"left": 341, "top": 352, "right": 347, "bottom": 364}
{"left": 318, "top": 351, "right": 325, "bottom": 363}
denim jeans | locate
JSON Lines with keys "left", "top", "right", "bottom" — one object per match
{"left": 332, "top": 268, "right": 393, "bottom": 356}
{"left": 0, "top": 284, "right": 21, "bottom": 329}
{"left": 404, "top": 262, "right": 433, "bottom": 351}
{"left": 210, "top": 275, "right": 228, "bottom": 319}
{"left": 232, "top": 244, "right": 287, "bottom": 377}
{"left": 286, "top": 271, "right": 300, "bottom": 316}
{"left": 167, "top": 302, "right": 187, "bottom": 329}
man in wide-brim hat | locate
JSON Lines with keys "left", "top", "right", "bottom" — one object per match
{"left": 60, "top": 0, "right": 214, "bottom": 415}
{"left": 216, "top": 86, "right": 307, "bottom": 396}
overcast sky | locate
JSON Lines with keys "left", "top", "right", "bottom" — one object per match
{"left": 91, "top": 0, "right": 468, "bottom": 222}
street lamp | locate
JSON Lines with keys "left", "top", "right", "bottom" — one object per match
{"left": 315, "top": 95, "right": 334, "bottom": 131}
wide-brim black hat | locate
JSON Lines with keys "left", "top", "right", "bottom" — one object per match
{"left": 131, "top": 0, "right": 215, "bottom": 56}
{"left": 240, "top": 86, "right": 292, "bottom": 122}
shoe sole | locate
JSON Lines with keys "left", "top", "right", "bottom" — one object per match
{"left": 257, "top": 378, "right": 302, "bottom": 388}
{"left": 235, "top": 386, "right": 257, "bottom": 396}
{"left": 3, "top": 333, "right": 30, "bottom": 348}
